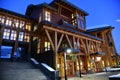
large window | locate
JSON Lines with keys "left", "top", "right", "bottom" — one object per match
{"left": 18, "top": 32, "right": 24, "bottom": 41}
{"left": 5, "top": 17, "right": 12, "bottom": 26}
{"left": 19, "top": 21, "right": 25, "bottom": 29}
{"left": 10, "top": 30, "right": 17, "bottom": 40}
{"left": 24, "top": 33, "right": 29, "bottom": 42}
{"left": 3, "top": 29, "right": 10, "bottom": 39}
{"left": 44, "top": 42, "right": 51, "bottom": 51}
{"left": 13, "top": 19, "right": 19, "bottom": 28}
{"left": 71, "top": 14, "right": 77, "bottom": 26}
{"left": 76, "top": 13, "right": 85, "bottom": 29}
{"left": 25, "top": 23, "right": 31, "bottom": 31}
{"left": 45, "top": 11, "right": 51, "bottom": 21}
{"left": 0, "top": 15, "right": 5, "bottom": 24}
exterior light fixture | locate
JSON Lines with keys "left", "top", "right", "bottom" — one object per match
{"left": 66, "top": 48, "right": 72, "bottom": 53}
{"left": 96, "top": 57, "right": 101, "bottom": 61}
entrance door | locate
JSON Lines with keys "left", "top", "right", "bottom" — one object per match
{"left": 66, "top": 60, "right": 75, "bottom": 77}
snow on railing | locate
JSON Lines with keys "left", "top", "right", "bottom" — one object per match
{"left": 41, "top": 63, "right": 55, "bottom": 72}
{"left": 30, "top": 58, "right": 39, "bottom": 64}
{"left": 109, "top": 74, "right": 120, "bottom": 78}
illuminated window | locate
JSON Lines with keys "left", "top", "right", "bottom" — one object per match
{"left": 96, "top": 57, "right": 101, "bottom": 61}
{"left": 18, "top": 32, "right": 24, "bottom": 41}
{"left": 44, "top": 42, "right": 51, "bottom": 51}
{"left": 45, "top": 11, "right": 51, "bottom": 21}
{"left": 10, "top": 30, "right": 17, "bottom": 40}
{"left": 76, "top": 60, "right": 83, "bottom": 70}
{"left": 13, "top": 19, "right": 19, "bottom": 28}
{"left": 71, "top": 14, "right": 77, "bottom": 26}
{"left": 0, "top": 15, "right": 5, "bottom": 24}
{"left": 3, "top": 29, "right": 10, "bottom": 39}
{"left": 76, "top": 13, "right": 85, "bottom": 29}
{"left": 19, "top": 21, "right": 25, "bottom": 29}
{"left": 24, "top": 33, "right": 29, "bottom": 42}
{"left": 5, "top": 17, "right": 12, "bottom": 26}
{"left": 25, "top": 23, "right": 31, "bottom": 31}
{"left": 34, "top": 25, "right": 37, "bottom": 31}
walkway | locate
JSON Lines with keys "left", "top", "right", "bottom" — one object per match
{"left": 0, "top": 59, "right": 48, "bottom": 80}
{"left": 62, "top": 71, "right": 120, "bottom": 80}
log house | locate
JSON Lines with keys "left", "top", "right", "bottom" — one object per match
{"left": 0, "top": 0, "right": 118, "bottom": 77}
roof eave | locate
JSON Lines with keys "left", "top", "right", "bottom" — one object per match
{"left": 50, "top": 0, "right": 89, "bottom": 16}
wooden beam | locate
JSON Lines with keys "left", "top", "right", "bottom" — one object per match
{"left": 88, "top": 41, "right": 91, "bottom": 53}
{"left": 80, "top": 39, "right": 87, "bottom": 54}
{"left": 86, "top": 40, "right": 90, "bottom": 54}
{"left": 57, "top": 34, "right": 64, "bottom": 51}
{"left": 77, "top": 38, "right": 80, "bottom": 49}
{"left": 43, "top": 25, "right": 101, "bottom": 43}
{"left": 96, "top": 42, "right": 99, "bottom": 52}
{"left": 55, "top": 31, "right": 58, "bottom": 51}
{"left": 54, "top": 31, "right": 58, "bottom": 70}
{"left": 55, "top": 2, "right": 73, "bottom": 12}
{"left": 73, "top": 36, "right": 76, "bottom": 48}
{"left": 65, "top": 34, "right": 73, "bottom": 48}
{"left": 92, "top": 42, "right": 96, "bottom": 53}
{"left": 45, "top": 29, "right": 55, "bottom": 50}
{"left": 80, "top": 39, "right": 90, "bottom": 71}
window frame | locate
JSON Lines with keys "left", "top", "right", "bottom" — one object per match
{"left": 45, "top": 10, "right": 51, "bottom": 21}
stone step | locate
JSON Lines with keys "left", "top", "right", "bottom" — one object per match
{"left": 0, "top": 69, "right": 47, "bottom": 80}
{"left": 0, "top": 62, "right": 35, "bottom": 69}
{"left": 0, "top": 60, "right": 48, "bottom": 80}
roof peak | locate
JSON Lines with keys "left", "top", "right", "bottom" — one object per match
{"left": 50, "top": 0, "right": 88, "bottom": 16}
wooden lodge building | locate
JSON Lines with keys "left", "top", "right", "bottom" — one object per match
{"left": 0, "top": 0, "right": 118, "bottom": 77}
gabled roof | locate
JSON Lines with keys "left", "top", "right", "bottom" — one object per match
{"left": 50, "top": 0, "right": 89, "bottom": 16}
{"left": 25, "top": 3, "right": 57, "bottom": 16}
{"left": 86, "top": 26, "right": 114, "bottom": 33}
{"left": 0, "top": 8, "right": 32, "bottom": 20}
{"left": 38, "top": 20, "right": 102, "bottom": 41}
{"left": 36, "top": 3, "right": 57, "bottom": 11}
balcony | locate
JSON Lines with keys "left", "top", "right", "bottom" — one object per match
{"left": 58, "top": 19, "right": 76, "bottom": 29}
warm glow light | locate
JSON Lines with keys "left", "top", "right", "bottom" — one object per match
{"left": 57, "top": 64, "right": 60, "bottom": 68}
{"left": 66, "top": 49, "right": 72, "bottom": 53}
{"left": 96, "top": 57, "right": 101, "bottom": 61}
{"left": 80, "top": 61, "right": 82, "bottom": 65}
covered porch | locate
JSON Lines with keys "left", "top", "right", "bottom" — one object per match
{"left": 33, "top": 21, "right": 104, "bottom": 77}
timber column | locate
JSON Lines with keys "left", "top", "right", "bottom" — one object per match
{"left": 54, "top": 31, "right": 58, "bottom": 70}
{"left": 27, "top": 23, "right": 33, "bottom": 60}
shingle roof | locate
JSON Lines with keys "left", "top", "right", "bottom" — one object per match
{"left": 50, "top": 0, "right": 89, "bottom": 16}
{"left": 25, "top": 3, "right": 57, "bottom": 16}
{"left": 0, "top": 8, "right": 32, "bottom": 20}
{"left": 36, "top": 3, "right": 57, "bottom": 11}
{"left": 40, "top": 20, "right": 102, "bottom": 41}
{"left": 86, "top": 26, "right": 114, "bottom": 33}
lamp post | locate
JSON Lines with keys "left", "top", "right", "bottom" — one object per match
{"left": 64, "top": 48, "right": 72, "bottom": 80}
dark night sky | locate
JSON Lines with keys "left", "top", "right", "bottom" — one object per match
{"left": 0, "top": 0, "right": 120, "bottom": 54}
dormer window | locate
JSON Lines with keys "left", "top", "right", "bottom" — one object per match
{"left": 71, "top": 14, "right": 77, "bottom": 26}
{"left": 45, "top": 10, "right": 51, "bottom": 21}
{"left": 76, "top": 13, "right": 85, "bottom": 29}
